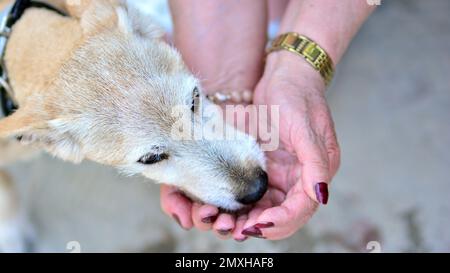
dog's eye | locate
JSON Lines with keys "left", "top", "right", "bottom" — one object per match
{"left": 191, "top": 87, "right": 200, "bottom": 113}
{"left": 137, "top": 153, "right": 169, "bottom": 164}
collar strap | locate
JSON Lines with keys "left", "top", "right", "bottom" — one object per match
{"left": 0, "top": 0, "right": 66, "bottom": 117}
{"left": 9, "top": 0, "right": 66, "bottom": 26}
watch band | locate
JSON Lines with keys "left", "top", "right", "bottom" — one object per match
{"left": 268, "top": 32, "right": 334, "bottom": 86}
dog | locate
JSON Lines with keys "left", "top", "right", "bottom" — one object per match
{"left": 0, "top": 0, "right": 267, "bottom": 252}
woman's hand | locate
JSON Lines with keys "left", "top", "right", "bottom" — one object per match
{"left": 234, "top": 51, "right": 341, "bottom": 240}
{"left": 160, "top": 52, "right": 341, "bottom": 240}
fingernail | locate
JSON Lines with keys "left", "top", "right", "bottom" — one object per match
{"left": 172, "top": 213, "right": 184, "bottom": 229}
{"left": 235, "top": 237, "right": 248, "bottom": 242}
{"left": 254, "top": 222, "right": 274, "bottom": 229}
{"left": 217, "top": 229, "right": 232, "bottom": 236}
{"left": 242, "top": 226, "right": 265, "bottom": 239}
{"left": 201, "top": 215, "right": 217, "bottom": 224}
{"left": 314, "top": 182, "right": 329, "bottom": 204}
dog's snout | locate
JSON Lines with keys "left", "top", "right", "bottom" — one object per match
{"left": 238, "top": 170, "right": 268, "bottom": 205}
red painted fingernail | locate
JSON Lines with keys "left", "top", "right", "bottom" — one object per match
{"left": 242, "top": 226, "right": 265, "bottom": 238}
{"left": 254, "top": 222, "right": 274, "bottom": 229}
{"left": 315, "top": 182, "right": 329, "bottom": 204}
{"left": 201, "top": 215, "right": 217, "bottom": 224}
{"left": 172, "top": 213, "right": 184, "bottom": 229}
{"left": 217, "top": 229, "right": 232, "bottom": 236}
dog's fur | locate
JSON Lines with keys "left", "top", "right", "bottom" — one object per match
{"left": 0, "top": 0, "right": 265, "bottom": 251}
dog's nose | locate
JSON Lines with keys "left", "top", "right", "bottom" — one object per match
{"left": 238, "top": 170, "right": 268, "bottom": 205}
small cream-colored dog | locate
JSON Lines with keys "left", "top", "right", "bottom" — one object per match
{"left": 0, "top": 0, "right": 267, "bottom": 252}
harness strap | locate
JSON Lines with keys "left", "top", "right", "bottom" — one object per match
{"left": 0, "top": 0, "right": 67, "bottom": 117}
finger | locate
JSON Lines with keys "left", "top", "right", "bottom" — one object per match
{"left": 240, "top": 193, "right": 275, "bottom": 239}
{"left": 191, "top": 203, "right": 219, "bottom": 231}
{"left": 232, "top": 214, "right": 249, "bottom": 242}
{"left": 246, "top": 182, "right": 318, "bottom": 240}
{"left": 213, "top": 213, "right": 236, "bottom": 239}
{"left": 326, "top": 132, "right": 341, "bottom": 178}
{"left": 160, "top": 185, "right": 193, "bottom": 230}
{"left": 294, "top": 132, "right": 331, "bottom": 205}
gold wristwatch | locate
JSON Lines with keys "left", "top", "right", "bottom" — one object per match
{"left": 267, "top": 32, "right": 334, "bottom": 86}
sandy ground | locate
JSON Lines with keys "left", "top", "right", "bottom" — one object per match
{"left": 3, "top": 0, "right": 450, "bottom": 252}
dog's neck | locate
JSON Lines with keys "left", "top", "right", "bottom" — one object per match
{"left": 4, "top": 7, "right": 83, "bottom": 105}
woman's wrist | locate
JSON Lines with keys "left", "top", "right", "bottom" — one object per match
{"left": 265, "top": 50, "right": 326, "bottom": 94}
{"left": 169, "top": 0, "right": 268, "bottom": 95}
{"left": 267, "top": 32, "right": 335, "bottom": 85}
{"left": 280, "top": 21, "right": 341, "bottom": 66}
{"left": 200, "top": 55, "right": 263, "bottom": 95}
{"left": 277, "top": 0, "right": 376, "bottom": 65}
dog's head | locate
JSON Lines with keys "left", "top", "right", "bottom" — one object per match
{"left": 0, "top": 0, "right": 267, "bottom": 210}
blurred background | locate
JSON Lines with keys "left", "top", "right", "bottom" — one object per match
{"left": 4, "top": 0, "right": 450, "bottom": 252}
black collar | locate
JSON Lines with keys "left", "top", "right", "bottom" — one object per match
{"left": 0, "top": 0, "right": 66, "bottom": 117}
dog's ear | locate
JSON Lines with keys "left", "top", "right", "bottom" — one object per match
{"left": 69, "top": 0, "right": 164, "bottom": 39}
{"left": 0, "top": 110, "right": 84, "bottom": 163}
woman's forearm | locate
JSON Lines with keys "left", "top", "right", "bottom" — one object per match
{"left": 169, "top": 0, "right": 268, "bottom": 93}
{"left": 278, "top": 0, "right": 375, "bottom": 64}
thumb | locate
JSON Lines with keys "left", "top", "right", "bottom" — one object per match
{"left": 160, "top": 185, "right": 194, "bottom": 229}
{"left": 294, "top": 136, "right": 331, "bottom": 205}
